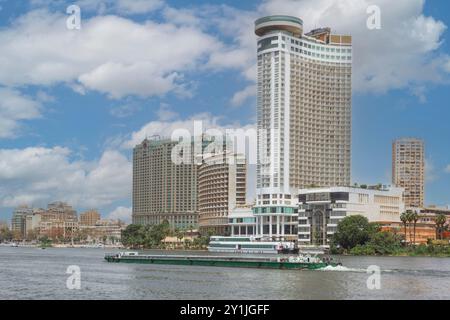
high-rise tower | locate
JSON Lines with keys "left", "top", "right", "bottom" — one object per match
{"left": 254, "top": 16, "right": 352, "bottom": 240}
{"left": 132, "top": 138, "right": 199, "bottom": 229}
{"left": 392, "top": 138, "right": 425, "bottom": 208}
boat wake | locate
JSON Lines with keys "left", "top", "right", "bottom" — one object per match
{"left": 319, "top": 265, "right": 367, "bottom": 273}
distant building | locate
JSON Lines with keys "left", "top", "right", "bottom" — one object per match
{"left": 198, "top": 153, "right": 247, "bottom": 235}
{"left": 80, "top": 210, "right": 101, "bottom": 226}
{"left": 25, "top": 208, "right": 44, "bottom": 238}
{"left": 79, "top": 219, "right": 125, "bottom": 244}
{"left": 132, "top": 138, "right": 199, "bottom": 229}
{"left": 11, "top": 206, "right": 34, "bottom": 238}
{"left": 392, "top": 138, "right": 425, "bottom": 208}
{"left": 297, "top": 186, "right": 405, "bottom": 246}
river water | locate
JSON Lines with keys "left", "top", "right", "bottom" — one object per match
{"left": 0, "top": 247, "right": 449, "bottom": 300}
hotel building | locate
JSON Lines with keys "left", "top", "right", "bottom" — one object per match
{"left": 392, "top": 138, "right": 425, "bottom": 208}
{"left": 132, "top": 138, "right": 199, "bottom": 229}
{"left": 253, "top": 16, "right": 352, "bottom": 240}
{"left": 297, "top": 186, "right": 405, "bottom": 246}
{"left": 198, "top": 153, "right": 247, "bottom": 235}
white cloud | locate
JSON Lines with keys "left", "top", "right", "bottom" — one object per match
{"left": 445, "top": 57, "right": 450, "bottom": 73}
{"left": 0, "top": 10, "right": 221, "bottom": 99}
{"left": 8, "top": 1, "right": 444, "bottom": 104}
{"left": 425, "top": 158, "right": 437, "bottom": 183}
{"left": 156, "top": 103, "right": 178, "bottom": 121}
{"left": 107, "top": 206, "right": 132, "bottom": 223}
{"left": 231, "top": 85, "right": 256, "bottom": 107}
{"left": 73, "top": 0, "right": 163, "bottom": 15}
{"left": 0, "top": 88, "right": 42, "bottom": 138}
{"left": 0, "top": 147, "right": 131, "bottom": 209}
{"left": 116, "top": 0, "right": 163, "bottom": 14}
{"left": 110, "top": 103, "right": 141, "bottom": 118}
{"left": 445, "top": 165, "right": 450, "bottom": 174}
{"left": 123, "top": 112, "right": 223, "bottom": 148}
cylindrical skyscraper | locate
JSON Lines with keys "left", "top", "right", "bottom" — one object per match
{"left": 254, "top": 15, "right": 352, "bottom": 241}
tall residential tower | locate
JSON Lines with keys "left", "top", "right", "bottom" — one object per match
{"left": 254, "top": 16, "right": 352, "bottom": 240}
{"left": 132, "top": 138, "right": 199, "bottom": 229}
{"left": 392, "top": 138, "right": 425, "bottom": 208}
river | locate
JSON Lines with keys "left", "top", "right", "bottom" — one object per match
{"left": 0, "top": 247, "right": 449, "bottom": 300}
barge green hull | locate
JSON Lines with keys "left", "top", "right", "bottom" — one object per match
{"left": 104, "top": 256, "right": 334, "bottom": 270}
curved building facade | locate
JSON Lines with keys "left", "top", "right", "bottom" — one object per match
{"left": 254, "top": 16, "right": 352, "bottom": 241}
{"left": 198, "top": 153, "right": 247, "bottom": 235}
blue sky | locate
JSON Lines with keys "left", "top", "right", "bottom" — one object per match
{"left": 0, "top": 0, "right": 449, "bottom": 222}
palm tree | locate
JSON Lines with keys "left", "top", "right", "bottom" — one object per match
{"left": 435, "top": 214, "right": 447, "bottom": 240}
{"left": 406, "top": 211, "right": 414, "bottom": 246}
{"left": 411, "top": 212, "right": 419, "bottom": 245}
{"left": 400, "top": 212, "right": 408, "bottom": 245}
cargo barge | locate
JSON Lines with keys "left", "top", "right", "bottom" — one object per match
{"left": 104, "top": 252, "right": 340, "bottom": 270}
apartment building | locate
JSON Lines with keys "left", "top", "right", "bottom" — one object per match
{"left": 392, "top": 138, "right": 425, "bottom": 208}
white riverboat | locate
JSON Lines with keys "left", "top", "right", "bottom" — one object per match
{"left": 207, "top": 236, "right": 297, "bottom": 254}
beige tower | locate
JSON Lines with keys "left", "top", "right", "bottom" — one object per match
{"left": 392, "top": 138, "right": 425, "bottom": 208}
{"left": 132, "top": 138, "right": 199, "bottom": 229}
{"left": 198, "top": 153, "right": 247, "bottom": 235}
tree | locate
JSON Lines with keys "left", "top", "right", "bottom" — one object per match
{"left": 435, "top": 214, "right": 447, "bottom": 240}
{"left": 411, "top": 212, "right": 419, "bottom": 245}
{"left": 147, "top": 222, "right": 170, "bottom": 247}
{"left": 0, "top": 226, "right": 13, "bottom": 243}
{"left": 406, "top": 211, "right": 414, "bottom": 245}
{"left": 26, "top": 229, "right": 38, "bottom": 242}
{"left": 400, "top": 212, "right": 408, "bottom": 245}
{"left": 121, "top": 224, "right": 144, "bottom": 248}
{"left": 332, "top": 215, "right": 377, "bottom": 250}
{"left": 175, "top": 228, "right": 184, "bottom": 245}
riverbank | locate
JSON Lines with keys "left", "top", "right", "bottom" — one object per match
{"left": 334, "top": 243, "right": 450, "bottom": 258}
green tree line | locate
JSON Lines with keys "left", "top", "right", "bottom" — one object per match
{"left": 121, "top": 222, "right": 210, "bottom": 249}
{"left": 331, "top": 214, "right": 450, "bottom": 256}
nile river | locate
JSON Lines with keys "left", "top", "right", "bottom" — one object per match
{"left": 0, "top": 247, "right": 449, "bottom": 300}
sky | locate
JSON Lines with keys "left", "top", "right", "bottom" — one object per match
{"left": 0, "top": 0, "right": 450, "bottom": 223}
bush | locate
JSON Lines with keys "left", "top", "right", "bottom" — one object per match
{"left": 332, "top": 215, "right": 378, "bottom": 250}
{"left": 350, "top": 244, "right": 376, "bottom": 256}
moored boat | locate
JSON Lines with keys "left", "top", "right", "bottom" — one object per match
{"left": 104, "top": 252, "right": 340, "bottom": 270}
{"left": 207, "top": 236, "right": 298, "bottom": 254}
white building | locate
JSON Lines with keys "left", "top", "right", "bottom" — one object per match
{"left": 253, "top": 16, "right": 352, "bottom": 241}
{"left": 297, "top": 186, "right": 405, "bottom": 246}
{"left": 229, "top": 206, "right": 256, "bottom": 237}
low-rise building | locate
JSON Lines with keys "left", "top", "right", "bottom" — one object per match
{"left": 229, "top": 206, "right": 256, "bottom": 237}
{"left": 79, "top": 219, "right": 125, "bottom": 244}
{"left": 383, "top": 206, "right": 450, "bottom": 244}
{"left": 297, "top": 186, "right": 405, "bottom": 246}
